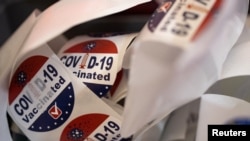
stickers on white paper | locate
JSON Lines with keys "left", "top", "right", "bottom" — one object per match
{"left": 8, "top": 55, "right": 75, "bottom": 131}
{"left": 60, "top": 114, "right": 122, "bottom": 141}
{"left": 58, "top": 34, "right": 136, "bottom": 98}
{"left": 8, "top": 45, "right": 123, "bottom": 141}
{"left": 148, "top": 0, "right": 222, "bottom": 47}
{"left": 59, "top": 39, "right": 118, "bottom": 98}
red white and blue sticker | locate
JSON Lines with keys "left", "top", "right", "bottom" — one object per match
{"left": 148, "top": 0, "right": 176, "bottom": 32}
{"left": 148, "top": 0, "right": 222, "bottom": 46}
{"left": 59, "top": 39, "right": 119, "bottom": 98}
{"left": 60, "top": 114, "right": 122, "bottom": 141}
{"left": 8, "top": 55, "right": 75, "bottom": 132}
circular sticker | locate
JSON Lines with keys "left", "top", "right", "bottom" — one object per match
{"left": 59, "top": 39, "right": 119, "bottom": 97}
{"left": 60, "top": 114, "right": 121, "bottom": 141}
{"left": 148, "top": 0, "right": 222, "bottom": 43}
{"left": 9, "top": 56, "right": 48, "bottom": 103}
{"left": 148, "top": 0, "right": 175, "bottom": 32}
{"left": 9, "top": 55, "right": 75, "bottom": 132}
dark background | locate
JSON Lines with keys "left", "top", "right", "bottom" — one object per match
{"left": 0, "top": 0, "right": 157, "bottom": 46}
{"left": 0, "top": 0, "right": 250, "bottom": 46}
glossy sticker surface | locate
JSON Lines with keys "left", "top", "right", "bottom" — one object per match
{"left": 59, "top": 39, "right": 119, "bottom": 97}
{"left": 9, "top": 55, "right": 75, "bottom": 132}
{"left": 148, "top": 0, "right": 222, "bottom": 46}
{"left": 60, "top": 114, "right": 122, "bottom": 141}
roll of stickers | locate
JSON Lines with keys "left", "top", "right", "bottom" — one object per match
{"left": 57, "top": 33, "right": 136, "bottom": 98}
{"left": 160, "top": 94, "right": 250, "bottom": 141}
{"left": 121, "top": 0, "right": 248, "bottom": 138}
{"left": 0, "top": 0, "right": 151, "bottom": 141}
{"left": 7, "top": 44, "right": 123, "bottom": 141}
{"left": 22, "top": 0, "right": 150, "bottom": 52}
{"left": 1, "top": 0, "right": 150, "bottom": 140}
{"left": 122, "top": 0, "right": 222, "bottom": 70}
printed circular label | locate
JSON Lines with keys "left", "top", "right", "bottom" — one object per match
{"left": 148, "top": 0, "right": 221, "bottom": 46}
{"left": 59, "top": 39, "right": 119, "bottom": 97}
{"left": 60, "top": 114, "right": 122, "bottom": 141}
{"left": 148, "top": 0, "right": 175, "bottom": 32}
{"left": 9, "top": 55, "right": 75, "bottom": 132}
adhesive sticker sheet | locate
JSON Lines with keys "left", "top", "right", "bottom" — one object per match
{"left": 57, "top": 34, "right": 136, "bottom": 98}
{"left": 8, "top": 45, "right": 123, "bottom": 141}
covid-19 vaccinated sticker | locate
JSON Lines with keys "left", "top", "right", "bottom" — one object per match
{"left": 58, "top": 38, "right": 119, "bottom": 98}
{"left": 148, "top": 0, "right": 222, "bottom": 47}
{"left": 60, "top": 114, "right": 122, "bottom": 141}
{"left": 8, "top": 54, "right": 75, "bottom": 132}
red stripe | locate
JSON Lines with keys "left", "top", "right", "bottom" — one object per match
{"left": 60, "top": 114, "right": 109, "bottom": 141}
{"left": 9, "top": 56, "right": 48, "bottom": 104}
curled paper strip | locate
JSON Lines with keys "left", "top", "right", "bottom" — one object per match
{"left": 22, "top": 0, "right": 150, "bottom": 53}
{"left": 0, "top": 10, "right": 40, "bottom": 141}
{"left": 161, "top": 94, "right": 250, "bottom": 141}
{"left": 121, "top": 0, "right": 248, "bottom": 138}
{"left": 206, "top": 38, "right": 250, "bottom": 101}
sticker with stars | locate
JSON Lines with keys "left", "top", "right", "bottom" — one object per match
{"left": 147, "top": 0, "right": 222, "bottom": 46}
{"left": 148, "top": 0, "right": 176, "bottom": 32}
{"left": 58, "top": 39, "right": 119, "bottom": 98}
{"left": 29, "top": 83, "right": 75, "bottom": 132}
{"left": 60, "top": 114, "right": 122, "bottom": 141}
{"left": 8, "top": 55, "right": 75, "bottom": 132}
